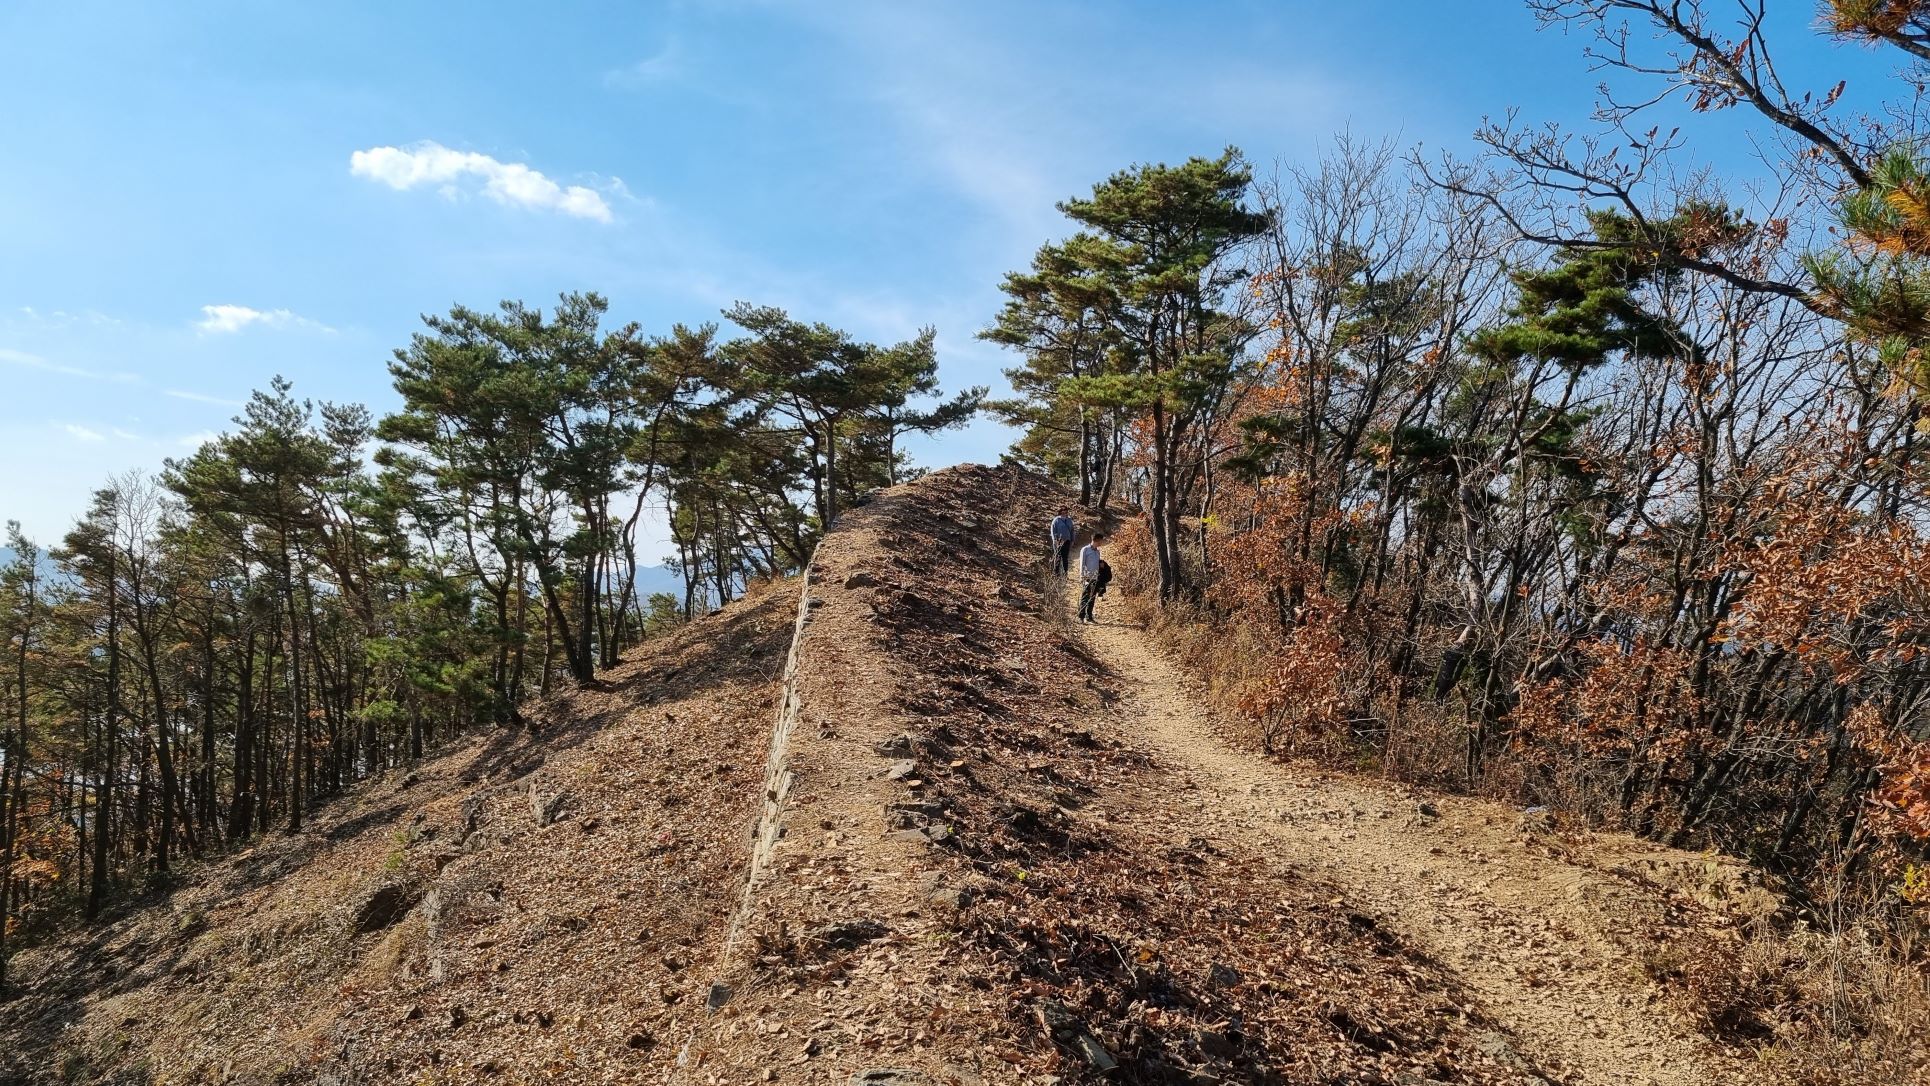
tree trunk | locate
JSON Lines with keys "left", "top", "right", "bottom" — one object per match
{"left": 230, "top": 619, "right": 257, "bottom": 841}
{"left": 1148, "top": 400, "right": 1177, "bottom": 601}
{"left": 257, "top": 611, "right": 274, "bottom": 837}
{"left": 822, "top": 419, "right": 840, "bottom": 528}
{"left": 577, "top": 549, "right": 596, "bottom": 684}
{"left": 87, "top": 546, "right": 119, "bottom": 920}
{"left": 1078, "top": 408, "right": 1093, "bottom": 506}
{"left": 285, "top": 555, "right": 304, "bottom": 836}
{"left": 200, "top": 611, "right": 219, "bottom": 844}
{"left": 1097, "top": 413, "right": 1120, "bottom": 512}
{"left": 0, "top": 732, "right": 17, "bottom": 991}
{"left": 0, "top": 566, "right": 30, "bottom": 989}
{"left": 142, "top": 639, "right": 174, "bottom": 873}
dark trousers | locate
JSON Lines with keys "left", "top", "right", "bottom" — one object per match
{"left": 1054, "top": 539, "right": 1072, "bottom": 575}
{"left": 1079, "top": 580, "right": 1099, "bottom": 622}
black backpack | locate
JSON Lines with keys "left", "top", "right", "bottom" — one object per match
{"left": 1096, "top": 559, "right": 1113, "bottom": 594}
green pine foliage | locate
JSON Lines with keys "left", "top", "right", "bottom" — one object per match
{"left": 983, "top": 148, "right": 1270, "bottom": 599}
{"left": 0, "top": 293, "right": 980, "bottom": 956}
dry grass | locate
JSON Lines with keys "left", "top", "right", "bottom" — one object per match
{"left": 1119, "top": 589, "right": 1472, "bottom": 785}
{"left": 0, "top": 580, "right": 801, "bottom": 1085}
{"left": 18, "top": 469, "right": 1926, "bottom": 1085}
{"left": 741, "top": 466, "right": 1557, "bottom": 1083}
{"left": 1105, "top": 521, "right": 1930, "bottom": 1085}
{"left": 1751, "top": 878, "right": 1930, "bottom": 1085}
{"left": 1035, "top": 551, "right": 1072, "bottom": 633}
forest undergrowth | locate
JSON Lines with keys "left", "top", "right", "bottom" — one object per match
{"left": 1104, "top": 523, "right": 1930, "bottom": 1086}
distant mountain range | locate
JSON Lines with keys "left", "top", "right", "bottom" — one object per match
{"left": 635, "top": 561, "right": 686, "bottom": 600}
{"left": 0, "top": 546, "right": 57, "bottom": 576}
{"left": 0, "top": 547, "right": 688, "bottom": 598}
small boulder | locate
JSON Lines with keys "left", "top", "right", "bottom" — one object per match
{"left": 348, "top": 882, "right": 420, "bottom": 935}
{"left": 1191, "top": 1027, "right": 1237, "bottom": 1058}
{"left": 927, "top": 885, "right": 973, "bottom": 911}
{"left": 458, "top": 792, "right": 488, "bottom": 844}
{"left": 808, "top": 919, "right": 889, "bottom": 952}
{"left": 887, "top": 825, "right": 952, "bottom": 846}
{"left": 529, "top": 782, "right": 567, "bottom": 826}
{"left": 885, "top": 801, "right": 947, "bottom": 828}
{"left": 843, "top": 570, "right": 878, "bottom": 589}
{"left": 1519, "top": 806, "right": 1555, "bottom": 835}
{"left": 1035, "top": 1001, "right": 1116, "bottom": 1073}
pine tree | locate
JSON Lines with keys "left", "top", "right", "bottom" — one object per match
{"left": 993, "top": 149, "right": 1270, "bottom": 600}
{"left": 982, "top": 239, "right": 1122, "bottom": 505}
{"left": 0, "top": 524, "right": 41, "bottom": 990}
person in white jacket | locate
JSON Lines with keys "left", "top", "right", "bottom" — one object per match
{"left": 1077, "top": 534, "right": 1105, "bottom": 624}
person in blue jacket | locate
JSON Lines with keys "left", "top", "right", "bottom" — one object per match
{"left": 1050, "top": 512, "right": 1075, "bottom": 576}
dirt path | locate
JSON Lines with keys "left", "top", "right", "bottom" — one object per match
{"left": 1068, "top": 588, "right": 1757, "bottom": 1086}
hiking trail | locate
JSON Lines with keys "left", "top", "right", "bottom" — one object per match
{"left": 3, "top": 466, "right": 1783, "bottom": 1085}
{"left": 1067, "top": 580, "right": 1757, "bottom": 1086}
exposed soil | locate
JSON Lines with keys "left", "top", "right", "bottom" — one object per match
{"left": 0, "top": 464, "right": 1780, "bottom": 1086}
{"left": 0, "top": 578, "right": 800, "bottom": 1086}
{"left": 1069, "top": 581, "right": 1770, "bottom": 1085}
{"left": 686, "top": 465, "right": 1594, "bottom": 1084}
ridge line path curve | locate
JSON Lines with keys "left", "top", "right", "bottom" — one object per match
{"left": 1066, "top": 585, "right": 1759, "bottom": 1086}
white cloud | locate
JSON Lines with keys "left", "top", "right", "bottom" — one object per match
{"left": 195, "top": 304, "right": 332, "bottom": 335}
{"left": 349, "top": 141, "right": 615, "bottom": 223}
{"left": 775, "top": 5, "right": 1092, "bottom": 249}
{"left": 1, "top": 347, "right": 140, "bottom": 383}
{"left": 164, "top": 388, "right": 243, "bottom": 407}
{"left": 62, "top": 424, "right": 105, "bottom": 442}
{"left": 604, "top": 39, "right": 684, "bottom": 88}
{"left": 2, "top": 347, "right": 69, "bottom": 374}
{"left": 14, "top": 307, "right": 119, "bottom": 328}
{"left": 783, "top": 4, "right": 1358, "bottom": 252}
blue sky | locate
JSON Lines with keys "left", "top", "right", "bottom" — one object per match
{"left": 0, "top": 1, "right": 1892, "bottom": 553}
